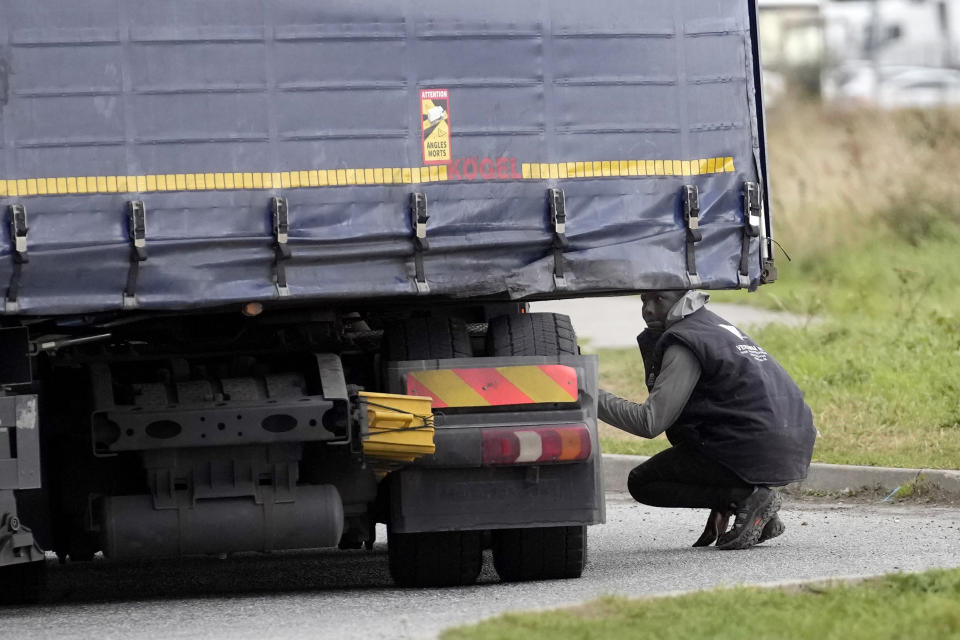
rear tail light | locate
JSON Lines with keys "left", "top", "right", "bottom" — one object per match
{"left": 481, "top": 424, "right": 591, "bottom": 466}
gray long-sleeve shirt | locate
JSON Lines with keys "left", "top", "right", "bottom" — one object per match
{"left": 598, "top": 344, "right": 701, "bottom": 438}
{"left": 597, "top": 291, "right": 708, "bottom": 439}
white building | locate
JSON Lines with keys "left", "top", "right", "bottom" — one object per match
{"left": 758, "top": 0, "right": 826, "bottom": 68}
{"left": 760, "top": 0, "right": 960, "bottom": 105}
{"left": 824, "top": 0, "right": 957, "bottom": 67}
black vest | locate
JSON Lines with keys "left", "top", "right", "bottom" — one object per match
{"left": 655, "top": 307, "right": 816, "bottom": 485}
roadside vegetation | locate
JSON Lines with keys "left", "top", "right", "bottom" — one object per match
{"left": 598, "top": 102, "right": 960, "bottom": 469}
{"left": 442, "top": 568, "right": 960, "bottom": 640}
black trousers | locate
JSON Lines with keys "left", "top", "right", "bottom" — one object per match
{"left": 627, "top": 445, "right": 754, "bottom": 510}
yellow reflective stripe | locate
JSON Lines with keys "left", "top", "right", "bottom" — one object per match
{"left": 407, "top": 370, "right": 489, "bottom": 407}
{"left": 496, "top": 366, "right": 572, "bottom": 403}
{"left": 0, "top": 157, "right": 736, "bottom": 197}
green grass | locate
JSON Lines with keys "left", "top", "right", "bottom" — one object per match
{"left": 710, "top": 208, "right": 960, "bottom": 320}
{"left": 442, "top": 568, "right": 960, "bottom": 640}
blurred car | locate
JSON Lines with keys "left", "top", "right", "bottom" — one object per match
{"left": 823, "top": 63, "right": 960, "bottom": 108}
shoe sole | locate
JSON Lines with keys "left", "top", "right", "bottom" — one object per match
{"left": 758, "top": 515, "right": 785, "bottom": 544}
{"left": 717, "top": 491, "right": 782, "bottom": 551}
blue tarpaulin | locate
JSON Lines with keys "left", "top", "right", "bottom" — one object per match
{"left": 0, "top": 0, "right": 770, "bottom": 315}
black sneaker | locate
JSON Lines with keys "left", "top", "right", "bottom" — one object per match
{"left": 757, "top": 513, "right": 785, "bottom": 544}
{"left": 692, "top": 509, "right": 731, "bottom": 547}
{"left": 716, "top": 488, "right": 781, "bottom": 550}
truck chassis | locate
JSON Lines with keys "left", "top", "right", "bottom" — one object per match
{"left": 0, "top": 305, "right": 603, "bottom": 600}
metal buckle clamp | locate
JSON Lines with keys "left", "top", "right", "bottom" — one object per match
{"left": 5, "top": 205, "right": 29, "bottom": 313}
{"left": 129, "top": 200, "right": 148, "bottom": 260}
{"left": 10, "top": 205, "right": 28, "bottom": 258}
{"left": 273, "top": 196, "right": 290, "bottom": 248}
{"left": 123, "top": 201, "right": 148, "bottom": 309}
{"left": 271, "top": 197, "right": 291, "bottom": 297}
{"left": 682, "top": 185, "right": 702, "bottom": 287}
{"left": 739, "top": 182, "right": 763, "bottom": 288}
{"left": 549, "top": 187, "right": 566, "bottom": 235}
{"left": 548, "top": 188, "right": 568, "bottom": 290}
{"left": 683, "top": 185, "right": 701, "bottom": 242}
{"left": 743, "top": 182, "right": 762, "bottom": 238}
{"left": 410, "top": 192, "right": 430, "bottom": 294}
{"left": 411, "top": 192, "right": 429, "bottom": 243}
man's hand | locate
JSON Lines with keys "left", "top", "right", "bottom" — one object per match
{"left": 636, "top": 329, "right": 663, "bottom": 390}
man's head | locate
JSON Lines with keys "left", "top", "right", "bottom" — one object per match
{"left": 640, "top": 290, "right": 686, "bottom": 331}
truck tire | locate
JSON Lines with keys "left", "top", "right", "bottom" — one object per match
{"left": 383, "top": 316, "right": 472, "bottom": 361}
{"left": 492, "top": 525, "right": 586, "bottom": 582}
{"left": 485, "top": 313, "right": 578, "bottom": 356}
{"left": 0, "top": 561, "right": 47, "bottom": 605}
{"left": 487, "top": 314, "right": 586, "bottom": 581}
{"left": 388, "top": 529, "right": 483, "bottom": 587}
{"left": 383, "top": 316, "right": 479, "bottom": 587}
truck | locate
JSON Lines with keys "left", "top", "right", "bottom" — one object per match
{"left": 0, "top": 0, "right": 774, "bottom": 601}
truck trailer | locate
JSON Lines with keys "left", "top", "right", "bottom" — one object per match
{"left": 0, "top": 0, "right": 774, "bottom": 600}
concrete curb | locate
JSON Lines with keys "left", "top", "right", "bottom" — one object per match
{"left": 602, "top": 453, "right": 960, "bottom": 498}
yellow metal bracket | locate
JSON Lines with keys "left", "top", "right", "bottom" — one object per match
{"left": 358, "top": 391, "right": 435, "bottom": 464}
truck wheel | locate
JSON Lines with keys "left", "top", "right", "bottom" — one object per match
{"left": 388, "top": 528, "right": 482, "bottom": 587}
{"left": 0, "top": 561, "right": 47, "bottom": 605}
{"left": 384, "top": 316, "right": 472, "bottom": 360}
{"left": 487, "top": 313, "right": 586, "bottom": 581}
{"left": 492, "top": 525, "right": 586, "bottom": 582}
{"left": 485, "top": 313, "right": 578, "bottom": 356}
{"left": 383, "top": 317, "right": 478, "bottom": 587}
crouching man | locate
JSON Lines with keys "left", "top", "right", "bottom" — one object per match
{"left": 599, "top": 290, "right": 816, "bottom": 549}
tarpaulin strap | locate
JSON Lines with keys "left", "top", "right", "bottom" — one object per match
{"left": 5, "top": 204, "right": 28, "bottom": 313}
{"left": 740, "top": 182, "right": 762, "bottom": 289}
{"left": 548, "top": 188, "right": 568, "bottom": 290}
{"left": 682, "top": 185, "right": 702, "bottom": 287}
{"left": 272, "top": 197, "right": 291, "bottom": 297}
{"left": 410, "top": 192, "right": 429, "bottom": 294}
{"left": 122, "top": 200, "right": 147, "bottom": 310}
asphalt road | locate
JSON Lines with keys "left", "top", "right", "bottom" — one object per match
{"left": 4, "top": 496, "right": 958, "bottom": 639}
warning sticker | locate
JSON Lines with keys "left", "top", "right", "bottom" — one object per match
{"left": 421, "top": 88, "right": 451, "bottom": 165}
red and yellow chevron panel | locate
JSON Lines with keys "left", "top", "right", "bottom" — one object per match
{"left": 404, "top": 365, "right": 578, "bottom": 408}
